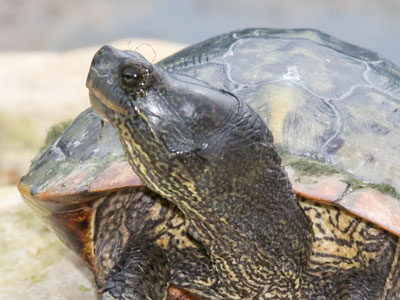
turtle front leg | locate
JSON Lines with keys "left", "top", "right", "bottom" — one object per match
{"left": 329, "top": 264, "right": 388, "bottom": 300}
{"left": 101, "top": 237, "right": 169, "bottom": 300}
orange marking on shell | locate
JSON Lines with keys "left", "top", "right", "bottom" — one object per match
{"left": 90, "top": 161, "right": 143, "bottom": 192}
{"left": 18, "top": 181, "right": 51, "bottom": 217}
{"left": 286, "top": 166, "right": 400, "bottom": 236}
{"left": 49, "top": 206, "right": 98, "bottom": 274}
{"left": 37, "top": 165, "right": 99, "bottom": 202}
{"left": 26, "top": 161, "right": 142, "bottom": 210}
{"left": 167, "top": 286, "right": 201, "bottom": 300}
{"left": 286, "top": 166, "right": 347, "bottom": 203}
{"left": 17, "top": 181, "right": 30, "bottom": 199}
{"left": 19, "top": 178, "right": 98, "bottom": 275}
{"left": 338, "top": 188, "right": 400, "bottom": 237}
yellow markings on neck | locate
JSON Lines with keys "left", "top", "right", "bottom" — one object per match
{"left": 181, "top": 180, "right": 204, "bottom": 203}
{"left": 119, "top": 127, "right": 156, "bottom": 189}
{"left": 137, "top": 109, "right": 150, "bottom": 126}
{"left": 96, "top": 91, "right": 127, "bottom": 116}
{"left": 123, "top": 131, "right": 152, "bottom": 163}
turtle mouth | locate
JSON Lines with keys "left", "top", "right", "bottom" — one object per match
{"left": 89, "top": 92, "right": 108, "bottom": 122}
{"left": 86, "top": 60, "right": 129, "bottom": 120}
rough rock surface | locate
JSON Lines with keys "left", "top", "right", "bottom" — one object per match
{"left": 0, "top": 185, "right": 96, "bottom": 299}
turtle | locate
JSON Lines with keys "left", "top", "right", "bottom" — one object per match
{"left": 18, "top": 28, "right": 400, "bottom": 300}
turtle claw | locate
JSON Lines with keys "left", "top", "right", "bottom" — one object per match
{"left": 101, "top": 237, "right": 169, "bottom": 300}
{"left": 99, "top": 119, "right": 104, "bottom": 139}
{"left": 100, "top": 291, "right": 117, "bottom": 300}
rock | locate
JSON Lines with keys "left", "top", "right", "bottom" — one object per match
{"left": 0, "top": 185, "right": 96, "bottom": 299}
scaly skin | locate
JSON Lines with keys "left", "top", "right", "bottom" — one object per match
{"left": 300, "top": 199, "right": 400, "bottom": 299}
{"left": 86, "top": 45, "right": 400, "bottom": 299}
{"left": 93, "top": 188, "right": 222, "bottom": 300}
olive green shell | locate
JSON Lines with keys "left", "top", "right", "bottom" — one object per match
{"left": 19, "top": 28, "right": 400, "bottom": 271}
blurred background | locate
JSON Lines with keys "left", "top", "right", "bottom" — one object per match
{"left": 0, "top": 1, "right": 399, "bottom": 299}
{"left": 1, "top": 0, "right": 399, "bottom": 61}
{"left": 1, "top": 0, "right": 399, "bottom": 185}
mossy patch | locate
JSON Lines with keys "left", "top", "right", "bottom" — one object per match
{"left": 275, "top": 144, "right": 289, "bottom": 158}
{"left": 78, "top": 284, "right": 92, "bottom": 293}
{"left": 277, "top": 144, "right": 341, "bottom": 177}
{"left": 344, "top": 176, "right": 400, "bottom": 200}
{"left": 40, "top": 119, "right": 73, "bottom": 152}
{"left": 276, "top": 144, "right": 400, "bottom": 200}
{"left": 369, "top": 183, "right": 399, "bottom": 198}
{"left": 285, "top": 158, "right": 341, "bottom": 177}
{"left": 29, "top": 119, "right": 73, "bottom": 165}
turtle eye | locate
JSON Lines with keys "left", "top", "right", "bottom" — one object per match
{"left": 121, "top": 65, "right": 149, "bottom": 87}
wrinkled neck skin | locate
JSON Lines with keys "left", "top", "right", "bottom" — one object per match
{"left": 98, "top": 66, "right": 313, "bottom": 298}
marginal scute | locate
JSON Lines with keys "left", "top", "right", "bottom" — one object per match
{"left": 90, "top": 161, "right": 143, "bottom": 192}
{"left": 286, "top": 160, "right": 400, "bottom": 237}
{"left": 49, "top": 205, "right": 97, "bottom": 273}
{"left": 338, "top": 188, "right": 400, "bottom": 237}
{"left": 286, "top": 166, "right": 347, "bottom": 203}
{"left": 37, "top": 164, "right": 100, "bottom": 202}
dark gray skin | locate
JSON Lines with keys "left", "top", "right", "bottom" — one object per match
{"left": 87, "top": 46, "right": 313, "bottom": 299}
{"left": 86, "top": 46, "right": 399, "bottom": 300}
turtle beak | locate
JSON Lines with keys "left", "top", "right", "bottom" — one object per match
{"left": 86, "top": 46, "right": 114, "bottom": 122}
{"left": 86, "top": 45, "right": 117, "bottom": 90}
{"left": 86, "top": 46, "right": 127, "bottom": 122}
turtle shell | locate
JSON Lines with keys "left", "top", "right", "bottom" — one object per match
{"left": 18, "top": 28, "right": 400, "bottom": 297}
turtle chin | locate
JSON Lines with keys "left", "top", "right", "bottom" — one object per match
{"left": 89, "top": 92, "right": 111, "bottom": 123}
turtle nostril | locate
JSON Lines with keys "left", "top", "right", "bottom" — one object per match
{"left": 95, "top": 47, "right": 108, "bottom": 58}
{"left": 98, "top": 45, "right": 115, "bottom": 55}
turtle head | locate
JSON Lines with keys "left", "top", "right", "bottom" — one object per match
{"left": 87, "top": 46, "right": 313, "bottom": 284}
{"left": 86, "top": 45, "right": 267, "bottom": 198}
{"left": 86, "top": 46, "right": 155, "bottom": 121}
